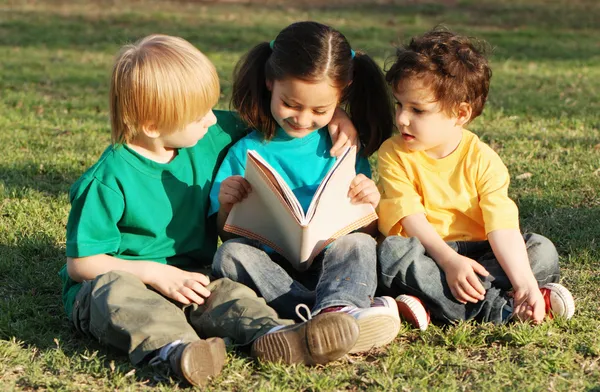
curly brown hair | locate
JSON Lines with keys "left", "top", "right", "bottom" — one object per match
{"left": 385, "top": 27, "right": 492, "bottom": 122}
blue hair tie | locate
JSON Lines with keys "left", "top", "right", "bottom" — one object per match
{"left": 351, "top": 49, "right": 355, "bottom": 59}
{"left": 270, "top": 40, "right": 275, "bottom": 50}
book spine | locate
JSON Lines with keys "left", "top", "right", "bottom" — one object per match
{"left": 223, "top": 224, "right": 291, "bottom": 260}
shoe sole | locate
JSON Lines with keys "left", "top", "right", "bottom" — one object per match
{"left": 179, "top": 338, "right": 226, "bottom": 387}
{"left": 350, "top": 297, "right": 400, "bottom": 353}
{"left": 543, "top": 283, "right": 575, "bottom": 319}
{"left": 251, "top": 312, "right": 359, "bottom": 365}
{"left": 396, "top": 294, "right": 430, "bottom": 331}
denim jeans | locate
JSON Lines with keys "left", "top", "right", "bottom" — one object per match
{"left": 212, "top": 232, "right": 378, "bottom": 320}
{"left": 71, "top": 271, "right": 293, "bottom": 365}
{"left": 377, "top": 233, "right": 560, "bottom": 324}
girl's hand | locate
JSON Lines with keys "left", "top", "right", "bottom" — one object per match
{"left": 328, "top": 107, "right": 359, "bottom": 157}
{"left": 145, "top": 263, "right": 212, "bottom": 305}
{"left": 442, "top": 254, "right": 489, "bottom": 304}
{"left": 218, "top": 175, "right": 251, "bottom": 213}
{"left": 348, "top": 174, "right": 380, "bottom": 209}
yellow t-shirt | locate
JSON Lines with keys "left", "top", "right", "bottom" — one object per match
{"left": 377, "top": 129, "right": 519, "bottom": 241}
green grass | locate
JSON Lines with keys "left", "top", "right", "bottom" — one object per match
{"left": 1, "top": 0, "right": 599, "bottom": 390}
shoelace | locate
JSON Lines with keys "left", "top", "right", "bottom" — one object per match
{"left": 148, "top": 339, "right": 182, "bottom": 366}
{"left": 295, "top": 303, "right": 313, "bottom": 322}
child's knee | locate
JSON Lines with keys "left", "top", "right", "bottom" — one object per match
{"left": 212, "top": 238, "right": 253, "bottom": 277}
{"left": 525, "top": 233, "right": 560, "bottom": 280}
{"left": 377, "top": 236, "right": 415, "bottom": 273}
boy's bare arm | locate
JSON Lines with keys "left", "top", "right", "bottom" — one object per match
{"left": 401, "top": 213, "right": 489, "bottom": 303}
{"left": 488, "top": 229, "right": 545, "bottom": 323}
{"left": 67, "top": 255, "right": 211, "bottom": 305}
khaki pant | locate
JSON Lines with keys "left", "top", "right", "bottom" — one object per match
{"left": 71, "top": 271, "right": 293, "bottom": 365}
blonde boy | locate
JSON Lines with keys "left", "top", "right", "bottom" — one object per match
{"left": 59, "top": 35, "right": 359, "bottom": 386}
{"left": 377, "top": 28, "right": 574, "bottom": 327}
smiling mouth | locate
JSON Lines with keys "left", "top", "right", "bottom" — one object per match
{"left": 286, "top": 120, "right": 310, "bottom": 131}
{"left": 402, "top": 132, "right": 415, "bottom": 140}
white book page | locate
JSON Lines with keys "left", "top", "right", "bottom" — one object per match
{"left": 304, "top": 146, "right": 353, "bottom": 224}
{"left": 248, "top": 150, "right": 305, "bottom": 222}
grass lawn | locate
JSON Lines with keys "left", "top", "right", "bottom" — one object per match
{"left": 1, "top": 0, "right": 599, "bottom": 390}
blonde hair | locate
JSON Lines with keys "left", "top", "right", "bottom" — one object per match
{"left": 109, "top": 34, "right": 220, "bottom": 144}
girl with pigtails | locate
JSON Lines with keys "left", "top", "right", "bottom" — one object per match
{"left": 209, "top": 21, "right": 399, "bottom": 359}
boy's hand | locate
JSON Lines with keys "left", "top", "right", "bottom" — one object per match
{"left": 328, "top": 107, "right": 359, "bottom": 157}
{"left": 511, "top": 285, "right": 545, "bottom": 324}
{"left": 146, "top": 263, "right": 211, "bottom": 305}
{"left": 348, "top": 174, "right": 380, "bottom": 209}
{"left": 443, "top": 254, "right": 489, "bottom": 304}
{"left": 218, "top": 175, "right": 251, "bottom": 213}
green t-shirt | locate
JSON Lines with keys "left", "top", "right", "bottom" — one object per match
{"left": 59, "top": 110, "right": 247, "bottom": 318}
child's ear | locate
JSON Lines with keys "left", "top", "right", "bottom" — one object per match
{"left": 141, "top": 123, "right": 161, "bottom": 139}
{"left": 455, "top": 102, "right": 472, "bottom": 126}
{"left": 266, "top": 79, "right": 273, "bottom": 91}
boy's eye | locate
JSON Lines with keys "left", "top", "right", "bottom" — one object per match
{"left": 413, "top": 108, "right": 424, "bottom": 114}
{"left": 313, "top": 110, "right": 327, "bottom": 115}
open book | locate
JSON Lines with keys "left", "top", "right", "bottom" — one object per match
{"left": 224, "top": 146, "right": 378, "bottom": 271}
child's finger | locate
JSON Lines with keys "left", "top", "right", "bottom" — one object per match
{"left": 170, "top": 291, "right": 191, "bottom": 305}
{"left": 190, "top": 272, "right": 210, "bottom": 286}
{"left": 470, "top": 260, "right": 490, "bottom": 277}
{"left": 458, "top": 282, "right": 483, "bottom": 303}
{"left": 226, "top": 176, "right": 252, "bottom": 194}
{"left": 179, "top": 286, "right": 205, "bottom": 305}
{"left": 186, "top": 280, "right": 211, "bottom": 298}
{"left": 328, "top": 123, "right": 345, "bottom": 156}
{"left": 466, "top": 273, "right": 486, "bottom": 298}
{"left": 349, "top": 174, "right": 368, "bottom": 188}
{"left": 353, "top": 187, "right": 379, "bottom": 206}
{"left": 451, "top": 285, "right": 469, "bottom": 304}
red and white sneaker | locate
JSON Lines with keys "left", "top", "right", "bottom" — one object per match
{"left": 540, "top": 283, "right": 575, "bottom": 319}
{"left": 396, "top": 295, "right": 430, "bottom": 331}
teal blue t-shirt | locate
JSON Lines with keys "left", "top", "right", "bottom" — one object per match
{"left": 208, "top": 127, "right": 371, "bottom": 217}
{"left": 59, "top": 110, "right": 247, "bottom": 319}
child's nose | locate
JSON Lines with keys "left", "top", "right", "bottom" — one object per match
{"left": 396, "top": 109, "right": 410, "bottom": 126}
{"left": 296, "top": 111, "right": 312, "bottom": 127}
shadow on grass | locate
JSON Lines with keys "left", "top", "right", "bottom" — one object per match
{"left": 0, "top": 162, "right": 83, "bottom": 197}
{"left": 518, "top": 197, "right": 600, "bottom": 263}
{"left": 0, "top": 234, "right": 168, "bottom": 386}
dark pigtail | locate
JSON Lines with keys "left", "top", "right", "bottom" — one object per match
{"left": 231, "top": 42, "right": 279, "bottom": 139}
{"left": 344, "top": 51, "right": 394, "bottom": 156}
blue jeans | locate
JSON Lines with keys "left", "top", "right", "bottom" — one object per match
{"left": 377, "top": 233, "right": 560, "bottom": 324}
{"left": 213, "top": 233, "right": 377, "bottom": 320}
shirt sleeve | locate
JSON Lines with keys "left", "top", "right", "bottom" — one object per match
{"left": 476, "top": 145, "right": 520, "bottom": 234}
{"left": 66, "top": 178, "right": 125, "bottom": 258}
{"left": 208, "top": 144, "right": 248, "bottom": 216}
{"left": 377, "top": 140, "right": 425, "bottom": 236}
{"left": 213, "top": 110, "right": 248, "bottom": 142}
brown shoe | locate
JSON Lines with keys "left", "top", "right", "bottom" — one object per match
{"left": 169, "top": 338, "right": 226, "bottom": 387}
{"left": 251, "top": 311, "right": 359, "bottom": 366}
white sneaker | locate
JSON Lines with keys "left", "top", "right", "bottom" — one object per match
{"left": 540, "top": 283, "right": 575, "bottom": 319}
{"left": 332, "top": 297, "right": 401, "bottom": 353}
